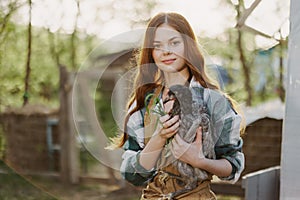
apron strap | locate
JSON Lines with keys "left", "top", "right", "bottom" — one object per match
{"left": 144, "top": 85, "right": 163, "bottom": 145}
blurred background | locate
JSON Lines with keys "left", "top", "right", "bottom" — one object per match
{"left": 0, "top": 0, "right": 291, "bottom": 199}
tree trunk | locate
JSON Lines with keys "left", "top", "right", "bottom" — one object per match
{"left": 59, "top": 65, "right": 79, "bottom": 184}
{"left": 70, "top": 0, "right": 80, "bottom": 70}
{"left": 278, "top": 39, "right": 285, "bottom": 102}
{"left": 70, "top": 32, "right": 76, "bottom": 70}
{"left": 23, "top": 0, "right": 32, "bottom": 106}
{"left": 236, "top": 0, "right": 253, "bottom": 106}
{"left": 47, "top": 29, "right": 60, "bottom": 67}
{"left": 237, "top": 29, "right": 252, "bottom": 106}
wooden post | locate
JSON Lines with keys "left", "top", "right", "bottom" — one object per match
{"left": 76, "top": 75, "right": 118, "bottom": 183}
{"left": 280, "top": 0, "right": 300, "bottom": 198}
{"left": 59, "top": 65, "right": 79, "bottom": 184}
{"left": 242, "top": 166, "right": 280, "bottom": 200}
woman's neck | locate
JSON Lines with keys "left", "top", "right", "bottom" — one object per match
{"left": 163, "top": 68, "right": 190, "bottom": 88}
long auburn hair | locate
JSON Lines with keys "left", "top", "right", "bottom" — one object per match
{"left": 109, "top": 12, "right": 244, "bottom": 149}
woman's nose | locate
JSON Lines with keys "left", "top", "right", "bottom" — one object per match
{"left": 162, "top": 47, "right": 172, "bottom": 55}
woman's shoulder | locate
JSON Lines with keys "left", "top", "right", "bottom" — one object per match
{"left": 189, "top": 80, "right": 225, "bottom": 103}
{"left": 204, "top": 87, "right": 226, "bottom": 103}
{"left": 190, "top": 76, "right": 221, "bottom": 93}
{"left": 189, "top": 81, "right": 231, "bottom": 115}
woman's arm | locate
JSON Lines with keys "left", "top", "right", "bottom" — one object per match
{"left": 120, "top": 109, "right": 155, "bottom": 186}
{"left": 140, "top": 114, "right": 179, "bottom": 170}
{"left": 120, "top": 100, "right": 180, "bottom": 186}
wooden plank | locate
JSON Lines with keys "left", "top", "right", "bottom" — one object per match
{"left": 242, "top": 166, "right": 280, "bottom": 200}
{"left": 280, "top": 1, "right": 300, "bottom": 198}
{"left": 59, "top": 66, "right": 79, "bottom": 184}
{"left": 59, "top": 65, "right": 70, "bottom": 184}
{"left": 242, "top": 175, "right": 258, "bottom": 200}
{"left": 67, "top": 73, "right": 80, "bottom": 184}
{"left": 211, "top": 182, "right": 244, "bottom": 197}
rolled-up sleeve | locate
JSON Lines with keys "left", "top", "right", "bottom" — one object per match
{"left": 207, "top": 90, "right": 245, "bottom": 183}
{"left": 120, "top": 149, "right": 155, "bottom": 186}
{"left": 120, "top": 109, "right": 156, "bottom": 186}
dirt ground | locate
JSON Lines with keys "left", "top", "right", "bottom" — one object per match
{"left": 33, "top": 177, "right": 142, "bottom": 200}
{"left": 0, "top": 160, "right": 242, "bottom": 200}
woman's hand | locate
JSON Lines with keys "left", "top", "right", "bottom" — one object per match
{"left": 157, "top": 114, "right": 179, "bottom": 141}
{"left": 156, "top": 98, "right": 179, "bottom": 140}
{"left": 139, "top": 100, "right": 179, "bottom": 170}
{"left": 171, "top": 126, "right": 205, "bottom": 167}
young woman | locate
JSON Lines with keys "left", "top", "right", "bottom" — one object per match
{"left": 112, "top": 12, "right": 245, "bottom": 199}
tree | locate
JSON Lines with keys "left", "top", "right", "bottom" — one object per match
{"left": 277, "top": 31, "right": 287, "bottom": 102}
{"left": 0, "top": 0, "right": 24, "bottom": 45}
{"left": 235, "top": 0, "right": 253, "bottom": 106}
{"left": 0, "top": 0, "right": 25, "bottom": 111}
{"left": 0, "top": 0, "right": 158, "bottom": 110}
{"left": 23, "top": 0, "right": 32, "bottom": 106}
{"left": 70, "top": 0, "right": 80, "bottom": 70}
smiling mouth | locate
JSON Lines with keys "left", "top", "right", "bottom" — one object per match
{"left": 162, "top": 58, "right": 176, "bottom": 64}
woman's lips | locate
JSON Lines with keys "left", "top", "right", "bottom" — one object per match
{"left": 162, "top": 58, "right": 176, "bottom": 65}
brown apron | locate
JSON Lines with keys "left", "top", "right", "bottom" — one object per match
{"left": 141, "top": 165, "right": 216, "bottom": 200}
{"left": 142, "top": 86, "right": 217, "bottom": 200}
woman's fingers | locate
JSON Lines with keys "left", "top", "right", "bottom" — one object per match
{"left": 159, "top": 115, "right": 180, "bottom": 139}
{"left": 171, "top": 126, "right": 205, "bottom": 162}
{"left": 160, "top": 121, "right": 179, "bottom": 137}
{"left": 194, "top": 127, "right": 203, "bottom": 144}
{"left": 159, "top": 114, "right": 171, "bottom": 124}
{"left": 160, "top": 115, "right": 179, "bottom": 128}
{"left": 164, "top": 98, "right": 175, "bottom": 114}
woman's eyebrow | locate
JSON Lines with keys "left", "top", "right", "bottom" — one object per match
{"left": 153, "top": 36, "right": 181, "bottom": 43}
{"left": 169, "top": 36, "right": 181, "bottom": 41}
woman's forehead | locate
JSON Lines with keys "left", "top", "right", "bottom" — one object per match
{"left": 153, "top": 24, "right": 182, "bottom": 42}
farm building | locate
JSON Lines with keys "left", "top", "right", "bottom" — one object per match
{"left": 242, "top": 99, "right": 284, "bottom": 175}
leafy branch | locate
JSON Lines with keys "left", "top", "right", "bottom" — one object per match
{"left": 144, "top": 93, "right": 174, "bottom": 149}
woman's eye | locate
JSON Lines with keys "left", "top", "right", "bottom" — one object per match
{"left": 170, "top": 41, "right": 180, "bottom": 46}
{"left": 153, "top": 44, "right": 161, "bottom": 49}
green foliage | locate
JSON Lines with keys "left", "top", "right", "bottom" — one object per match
{"left": 0, "top": 0, "right": 287, "bottom": 113}
{"left": 0, "top": 20, "right": 101, "bottom": 111}
{"left": 0, "top": 161, "right": 56, "bottom": 200}
{"left": 144, "top": 93, "right": 166, "bottom": 116}
{"left": 79, "top": 147, "right": 99, "bottom": 174}
{"left": 95, "top": 88, "right": 118, "bottom": 138}
{"left": 200, "top": 27, "right": 287, "bottom": 105}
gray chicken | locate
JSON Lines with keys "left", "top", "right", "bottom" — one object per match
{"left": 163, "top": 84, "right": 215, "bottom": 199}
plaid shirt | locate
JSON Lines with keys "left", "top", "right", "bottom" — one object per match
{"left": 120, "top": 78, "right": 245, "bottom": 186}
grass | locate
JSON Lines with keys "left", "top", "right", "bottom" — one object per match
{"left": 0, "top": 160, "right": 243, "bottom": 200}
{"left": 0, "top": 160, "right": 140, "bottom": 200}
{"left": 0, "top": 160, "right": 55, "bottom": 200}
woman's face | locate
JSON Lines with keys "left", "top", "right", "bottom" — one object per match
{"left": 152, "top": 24, "right": 186, "bottom": 73}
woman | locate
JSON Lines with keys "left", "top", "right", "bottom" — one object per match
{"left": 111, "top": 12, "right": 245, "bottom": 199}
